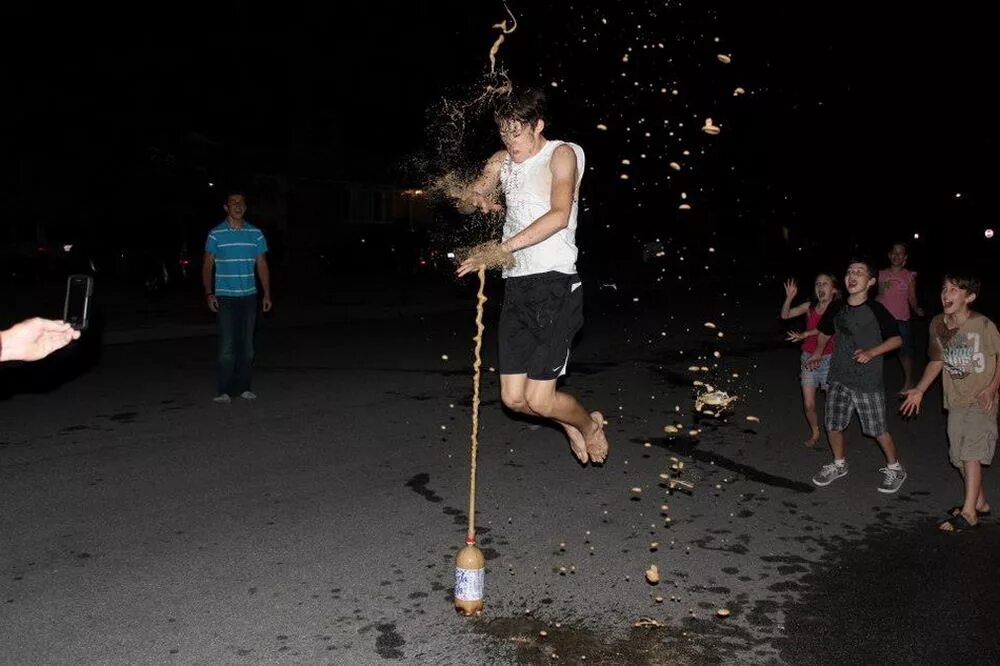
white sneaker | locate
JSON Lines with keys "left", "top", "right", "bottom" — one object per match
{"left": 213, "top": 394, "right": 231, "bottom": 404}
{"left": 240, "top": 391, "right": 257, "bottom": 401}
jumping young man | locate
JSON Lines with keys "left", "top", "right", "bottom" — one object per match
{"left": 455, "top": 88, "right": 609, "bottom": 465}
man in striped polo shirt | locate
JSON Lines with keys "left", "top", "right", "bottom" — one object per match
{"left": 202, "top": 192, "right": 272, "bottom": 403}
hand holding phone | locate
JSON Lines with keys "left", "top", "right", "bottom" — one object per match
{"left": 0, "top": 318, "right": 79, "bottom": 362}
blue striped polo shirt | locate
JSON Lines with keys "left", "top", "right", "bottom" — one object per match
{"left": 205, "top": 221, "right": 268, "bottom": 297}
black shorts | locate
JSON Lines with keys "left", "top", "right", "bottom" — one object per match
{"left": 498, "top": 271, "right": 583, "bottom": 381}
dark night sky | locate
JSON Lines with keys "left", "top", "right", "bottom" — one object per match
{"left": 3, "top": 1, "right": 997, "bottom": 257}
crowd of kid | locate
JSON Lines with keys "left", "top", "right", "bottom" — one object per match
{"left": 780, "top": 243, "right": 998, "bottom": 533}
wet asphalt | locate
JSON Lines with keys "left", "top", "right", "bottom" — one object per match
{"left": 2, "top": 277, "right": 998, "bottom": 665}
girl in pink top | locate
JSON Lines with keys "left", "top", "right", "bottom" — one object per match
{"left": 877, "top": 243, "right": 925, "bottom": 391}
{"left": 781, "top": 274, "right": 839, "bottom": 447}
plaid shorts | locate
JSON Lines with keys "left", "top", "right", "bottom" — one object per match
{"left": 825, "top": 382, "right": 888, "bottom": 437}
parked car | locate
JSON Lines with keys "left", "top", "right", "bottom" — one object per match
{"left": 53, "top": 238, "right": 197, "bottom": 296}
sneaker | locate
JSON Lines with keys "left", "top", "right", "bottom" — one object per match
{"left": 878, "top": 465, "right": 907, "bottom": 494}
{"left": 812, "top": 461, "right": 849, "bottom": 486}
{"left": 213, "top": 394, "right": 231, "bottom": 404}
{"left": 239, "top": 391, "right": 257, "bottom": 401}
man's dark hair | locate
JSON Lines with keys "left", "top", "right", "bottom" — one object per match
{"left": 889, "top": 241, "right": 909, "bottom": 254}
{"left": 847, "top": 256, "right": 878, "bottom": 286}
{"left": 494, "top": 87, "right": 547, "bottom": 129}
{"left": 224, "top": 190, "right": 247, "bottom": 204}
{"left": 944, "top": 272, "right": 981, "bottom": 298}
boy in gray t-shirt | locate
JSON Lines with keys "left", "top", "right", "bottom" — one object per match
{"left": 806, "top": 258, "right": 905, "bottom": 493}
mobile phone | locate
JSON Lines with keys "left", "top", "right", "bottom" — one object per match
{"left": 64, "top": 274, "right": 94, "bottom": 331}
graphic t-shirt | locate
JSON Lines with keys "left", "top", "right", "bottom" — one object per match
{"left": 929, "top": 312, "right": 1000, "bottom": 410}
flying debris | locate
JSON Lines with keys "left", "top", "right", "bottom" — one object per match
{"left": 487, "top": 4, "right": 518, "bottom": 74}
{"left": 695, "top": 390, "right": 737, "bottom": 414}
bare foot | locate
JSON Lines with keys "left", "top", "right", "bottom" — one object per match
{"left": 562, "top": 423, "right": 589, "bottom": 464}
{"left": 585, "top": 411, "right": 610, "bottom": 464}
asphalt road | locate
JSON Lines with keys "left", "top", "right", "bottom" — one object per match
{"left": 2, "top": 278, "right": 998, "bottom": 665}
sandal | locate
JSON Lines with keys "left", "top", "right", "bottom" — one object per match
{"left": 947, "top": 506, "right": 991, "bottom": 518}
{"left": 939, "top": 513, "right": 979, "bottom": 533}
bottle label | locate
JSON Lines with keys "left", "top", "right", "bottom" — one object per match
{"left": 454, "top": 566, "right": 485, "bottom": 601}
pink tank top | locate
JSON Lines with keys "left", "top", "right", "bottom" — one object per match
{"left": 877, "top": 269, "right": 915, "bottom": 321}
{"left": 802, "top": 306, "right": 835, "bottom": 355}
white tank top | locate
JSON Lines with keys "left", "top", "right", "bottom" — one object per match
{"left": 499, "top": 139, "right": 585, "bottom": 278}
